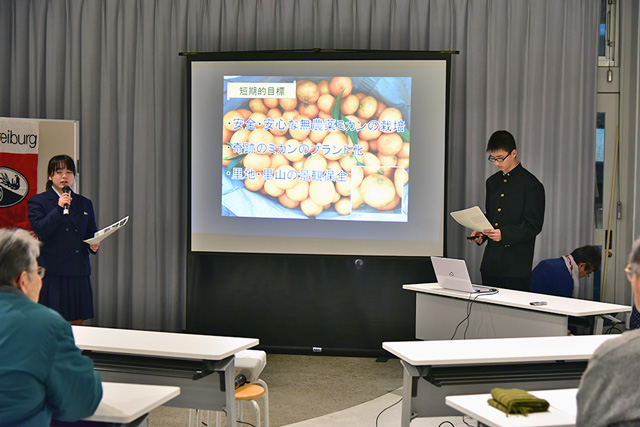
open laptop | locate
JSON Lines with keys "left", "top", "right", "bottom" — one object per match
{"left": 431, "top": 257, "right": 496, "bottom": 294}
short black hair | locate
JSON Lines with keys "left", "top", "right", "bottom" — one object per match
{"left": 571, "top": 245, "right": 602, "bottom": 272}
{"left": 486, "top": 130, "right": 517, "bottom": 153}
{"left": 46, "top": 154, "right": 76, "bottom": 189}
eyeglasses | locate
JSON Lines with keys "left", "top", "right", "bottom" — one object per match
{"left": 35, "top": 266, "right": 46, "bottom": 279}
{"left": 488, "top": 150, "right": 513, "bottom": 163}
{"left": 625, "top": 264, "right": 636, "bottom": 282}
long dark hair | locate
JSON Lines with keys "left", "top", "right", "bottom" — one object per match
{"left": 46, "top": 154, "right": 76, "bottom": 190}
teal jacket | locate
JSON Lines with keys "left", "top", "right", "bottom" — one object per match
{"left": 0, "top": 285, "right": 102, "bottom": 425}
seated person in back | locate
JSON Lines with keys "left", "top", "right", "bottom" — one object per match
{"left": 0, "top": 228, "right": 102, "bottom": 426}
{"left": 530, "top": 245, "right": 601, "bottom": 298}
{"left": 577, "top": 237, "right": 640, "bottom": 426}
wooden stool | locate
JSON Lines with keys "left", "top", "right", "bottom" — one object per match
{"left": 193, "top": 350, "right": 269, "bottom": 427}
{"left": 214, "top": 382, "right": 269, "bottom": 427}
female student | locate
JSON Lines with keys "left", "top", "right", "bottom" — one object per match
{"left": 28, "top": 154, "right": 100, "bottom": 325}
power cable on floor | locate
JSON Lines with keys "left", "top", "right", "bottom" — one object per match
{"left": 375, "top": 397, "right": 402, "bottom": 427}
{"left": 202, "top": 419, "right": 255, "bottom": 427}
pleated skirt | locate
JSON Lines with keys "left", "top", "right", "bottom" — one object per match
{"left": 39, "top": 275, "right": 94, "bottom": 321}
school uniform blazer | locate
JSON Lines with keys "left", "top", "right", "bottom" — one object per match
{"left": 28, "top": 187, "right": 98, "bottom": 276}
{"left": 480, "top": 163, "right": 545, "bottom": 278}
{"left": 530, "top": 257, "right": 574, "bottom": 298}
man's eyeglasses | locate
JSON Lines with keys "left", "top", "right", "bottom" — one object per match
{"left": 625, "top": 264, "right": 636, "bottom": 282}
{"left": 488, "top": 150, "right": 513, "bottom": 163}
{"left": 35, "top": 266, "right": 46, "bottom": 279}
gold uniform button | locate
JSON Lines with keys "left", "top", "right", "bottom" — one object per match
{"left": 497, "top": 208, "right": 502, "bottom": 212}
{"left": 494, "top": 223, "right": 499, "bottom": 227}
{"left": 500, "top": 193, "right": 505, "bottom": 197}
{"left": 503, "top": 179, "right": 507, "bottom": 183}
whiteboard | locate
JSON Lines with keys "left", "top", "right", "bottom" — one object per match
{"left": 37, "top": 119, "right": 79, "bottom": 192}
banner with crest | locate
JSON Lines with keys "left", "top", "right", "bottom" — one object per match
{"left": 0, "top": 118, "right": 39, "bottom": 230}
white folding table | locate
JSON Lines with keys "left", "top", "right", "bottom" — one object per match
{"left": 85, "top": 382, "right": 181, "bottom": 426}
{"left": 446, "top": 388, "right": 577, "bottom": 427}
{"left": 73, "top": 326, "right": 258, "bottom": 427}
{"left": 383, "top": 334, "right": 615, "bottom": 427}
{"left": 404, "top": 283, "right": 631, "bottom": 339}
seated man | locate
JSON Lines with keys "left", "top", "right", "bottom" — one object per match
{"left": 0, "top": 228, "right": 102, "bottom": 425}
{"left": 577, "top": 237, "right": 640, "bottom": 425}
{"left": 530, "top": 245, "right": 601, "bottom": 298}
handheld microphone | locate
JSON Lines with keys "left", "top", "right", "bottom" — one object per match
{"left": 62, "top": 185, "right": 71, "bottom": 215}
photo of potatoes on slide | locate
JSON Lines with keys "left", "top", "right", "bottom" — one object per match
{"left": 221, "top": 76, "right": 411, "bottom": 222}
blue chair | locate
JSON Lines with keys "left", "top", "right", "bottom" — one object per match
{"left": 629, "top": 305, "right": 640, "bottom": 330}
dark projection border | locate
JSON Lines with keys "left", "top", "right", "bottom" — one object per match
{"left": 184, "top": 50, "right": 452, "bottom": 355}
{"left": 186, "top": 252, "right": 436, "bottom": 356}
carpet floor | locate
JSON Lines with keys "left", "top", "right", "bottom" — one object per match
{"left": 148, "top": 353, "right": 404, "bottom": 426}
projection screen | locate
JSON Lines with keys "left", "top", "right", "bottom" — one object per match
{"left": 186, "top": 50, "right": 451, "bottom": 257}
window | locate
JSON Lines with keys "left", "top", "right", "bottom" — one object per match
{"left": 599, "top": 0, "right": 618, "bottom": 67}
{"left": 595, "top": 112, "right": 605, "bottom": 229}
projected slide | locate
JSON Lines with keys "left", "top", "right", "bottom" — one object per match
{"left": 188, "top": 51, "right": 449, "bottom": 256}
{"left": 221, "top": 76, "right": 410, "bottom": 222}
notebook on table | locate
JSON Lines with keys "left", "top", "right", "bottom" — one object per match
{"left": 431, "top": 256, "right": 497, "bottom": 294}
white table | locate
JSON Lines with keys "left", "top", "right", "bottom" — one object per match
{"left": 446, "top": 388, "right": 577, "bottom": 427}
{"left": 404, "top": 283, "right": 631, "bottom": 339}
{"left": 383, "top": 334, "right": 615, "bottom": 427}
{"left": 73, "top": 326, "right": 258, "bottom": 427}
{"left": 86, "top": 382, "right": 180, "bottom": 425}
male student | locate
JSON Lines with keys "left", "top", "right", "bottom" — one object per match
{"left": 0, "top": 228, "right": 102, "bottom": 425}
{"left": 471, "top": 130, "right": 545, "bottom": 291}
{"left": 530, "top": 245, "right": 602, "bottom": 298}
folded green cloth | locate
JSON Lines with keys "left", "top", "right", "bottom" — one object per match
{"left": 487, "top": 388, "right": 550, "bottom": 416}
